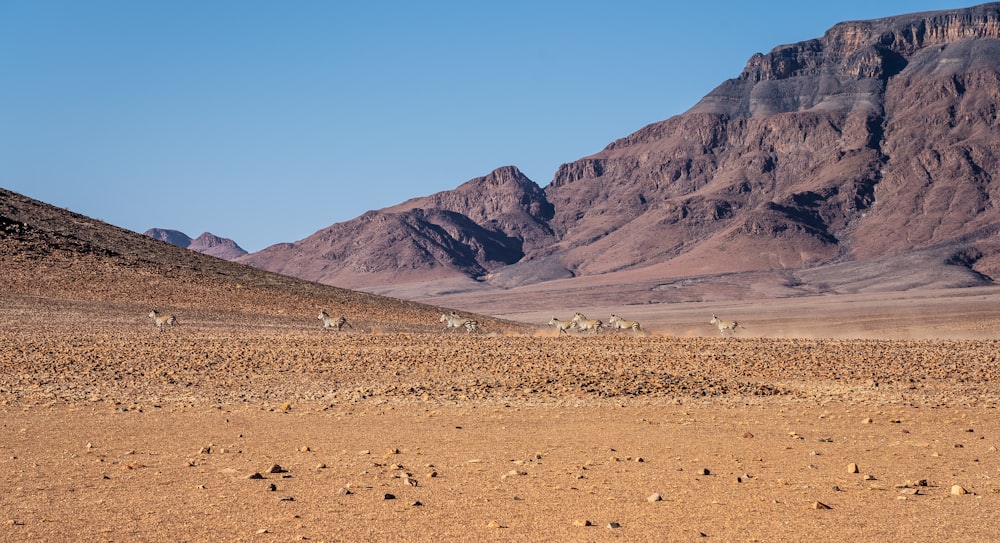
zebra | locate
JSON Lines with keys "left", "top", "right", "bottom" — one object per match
{"left": 710, "top": 314, "right": 740, "bottom": 335}
{"left": 571, "top": 312, "right": 603, "bottom": 334}
{"left": 548, "top": 317, "right": 575, "bottom": 335}
{"left": 318, "top": 310, "right": 350, "bottom": 331}
{"left": 608, "top": 314, "right": 642, "bottom": 334}
{"left": 148, "top": 310, "right": 177, "bottom": 332}
{"left": 440, "top": 312, "right": 479, "bottom": 334}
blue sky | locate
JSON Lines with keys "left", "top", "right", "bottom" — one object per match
{"left": 0, "top": 1, "right": 983, "bottom": 252}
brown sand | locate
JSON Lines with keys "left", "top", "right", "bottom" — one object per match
{"left": 3, "top": 294, "right": 1000, "bottom": 542}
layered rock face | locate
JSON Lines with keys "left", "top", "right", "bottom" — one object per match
{"left": 541, "top": 3, "right": 1000, "bottom": 280}
{"left": 244, "top": 3, "right": 1000, "bottom": 290}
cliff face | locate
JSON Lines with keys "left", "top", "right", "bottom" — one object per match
{"left": 243, "top": 3, "right": 1000, "bottom": 291}
{"left": 539, "top": 2, "right": 1000, "bottom": 280}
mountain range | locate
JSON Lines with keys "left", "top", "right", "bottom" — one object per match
{"left": 165, "top": 3, "right": 1000, "bottom": 309}
{"left": 144, "top": 228, "right": 248, "bottom": 260}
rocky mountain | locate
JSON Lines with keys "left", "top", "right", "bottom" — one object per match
{"left": 237, "top": 166, "right": 556, "bottom": 288}
{"left": 241, "top": 3, "right": 1000, "bottom": 297}
{"left": 145, "top": 228, "right": 248, "bottom": 260}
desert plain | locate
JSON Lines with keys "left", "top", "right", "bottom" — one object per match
{"left": 3, "top": 284, "right": 1000, "bottom": 543}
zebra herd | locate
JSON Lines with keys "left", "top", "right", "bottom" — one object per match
{"left": 148, "top": 308, "right": 741, "bottom": 337}
{"left": 548, "top": 312, "right": 642, "bottom": 335}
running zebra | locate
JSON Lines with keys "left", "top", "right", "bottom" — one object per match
{"left": 608, "top": 314, "right": 642, "bottom": 334}
{"left": 571, "top": 312, "right": 603, "bottom": 334}
{"left": 148, "top": 310, "right": 177, "bottom": 332}
{"left": 548, "top": 317, "right": 575, "bottom": 335}
{"left": 318, "top": 310, "right": 350, "bottom": 331}
{"left": 710, "top": 314, "right": 740, "bottom": 335}
{"left": 440, "top": 312, "right": 479, "bottom": 334}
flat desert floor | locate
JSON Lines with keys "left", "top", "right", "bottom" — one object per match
{"left": 3, "top": 291, "right": 1000, "bottom": 542}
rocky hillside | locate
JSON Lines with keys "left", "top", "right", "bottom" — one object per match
{"left": 0, "top": 188, "right": 523, "bottom": 332}
{"left": 241, "top": 3, "right": 1000, "bottom": 294}
{"left": 145, "top": 228, "right": 249, "bottom": 260}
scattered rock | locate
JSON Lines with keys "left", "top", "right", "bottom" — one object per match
{"left": 247, "top": 472, "right": 265, "bottom": 480}
{"left": 410, "top": 500, "right": 423, "bottom": 507}
{"left": 267, "top": 464, "right": 286, "bottom": 474}
{"left": 847, "top": 463, "right": 859, "bottom": 474}
{"left": 338, "top": 487, "right": 353, "bottom": 495}
{"left": 487, "top": 520, "right": 502, "bottom": 529}
{"left": 383, "top": 493, "right": 396, "bottom": 500}
{"left": 607, "top": 522, "right": 621, "bottom": 529}
{"left": 811, "top": 501, "right": 832, "bottom": 510}
{"left": 647, "top": 493, "right": 662, "bottom": 502}
{"left": 573, "top": 519, "right": 592, "bottom": 527}
{"left": 277, "top": 496, "right": 294, "bottom": 501}
{"left": 951, "top": 485, "right": 969, "bottom": 495}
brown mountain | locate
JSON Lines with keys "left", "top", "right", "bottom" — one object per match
{"left": 241, "top": 3, "right": 1000, "bottom": 302}
{"left": 144, "top": 228, "right": 249, "bottom": 260}
{"left": 236, "top": 166, "right": 556, "bottom": 289}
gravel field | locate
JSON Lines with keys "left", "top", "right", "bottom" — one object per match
{"left": 3, "top": 295, "right": 1000, "bottom": 542}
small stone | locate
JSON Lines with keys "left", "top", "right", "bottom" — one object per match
{"left": 403, "top": 477, "right": 418, "bottom": 487}
{"left": 811, "top": 501, "right": 832, "bottom": 510}
{"left": 267, "top": 464, "right": 285, "bottom": 474}
{"left": 487, "top": 520, "right": 502, "bottom": 529}
{"left": 338, "top": 487, "right": 353, "bottom": 495}
{"left": 742, "top": 432, "right": 754, "bottom": 439}
{"left": 300, "top": 446, "right": 311, "bottom": 452}
{"left": 847, "top": 463, "right": 859, "bottom": 474}
{"left": 256, "top": 529, "right": 269, "bottom": 534}
{"left": 316, "top": 463, "right": 327, "bottom": 469}
{"left": 647, "top": 493, "right": 663, "bottom": 502}
{"left": 410, "top": 500, "right": 423, "bottom": 507}
{"left": 607, "top": 522, "right": 621, "bottom": 529}
{"left": 277, "top": 496, "right": 294, "bottom": 501}
{"left": 862, "top": 417, "right": 872, "bottom": 424}
{"left": 246, "top": 472, "right": 265, "bottom": 480}
{"left": 573, "top": 519, "right": 592, "bottom": 527}
{"left": 697, "top": 468, "right": 711, "bottom": 476}
{"left": 199, "top": 446, "right": 211, "bottom": 454}
{"left": 864, "top": 474, "right": 876, "bottom": 481}
{"left": 267, "top": 483, "right": 277, "bottom": 492}
{"left": 427, "top": 470, "right": 438, "bottom": 478}
{"left": 951, "top": 485, "right": 969, "bottom": 495}
{"left": 383, "top": 493, "right": 396, "bottom": 500}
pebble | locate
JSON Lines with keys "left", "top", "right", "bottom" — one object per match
{"left": 247, "top": 472, "right": 265, "bottom": 480}
{"left": 403, "top": 477, "right": 418, "bottom": 487}
{"left": 811, "top": 501, "right": 832, "bottom": 510}
{"left": 487, "top": 520, "right": 502, "bottom": 529}
{"left": 648, "top": 493, "right": 663, "bottom": 502}
{"left": 267, "top": 464, "right": 285, "bottom": 474}
{"left": 338, "top": 487, "right": 353, "bottom": 495}
{"left": 573, "top": 519, "right": 592, "bottom": 527}
{"left": 277, "top": 496, "right": 294, "bottom": 501}
{"left": 847, "top": 463, "right": 859, "bottom": 474}
{"left": 607, "top": 522, "right": 621, "bottom": 529}
{"left": 383, "top": 493, "right": 396, "bottom": 500}
{"left": 951, "top": 485, "right": 968, "bottom": 495}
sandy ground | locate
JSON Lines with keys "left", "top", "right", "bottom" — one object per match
{"left": 3, "top": 293, "right": 1000, "bottom": 542}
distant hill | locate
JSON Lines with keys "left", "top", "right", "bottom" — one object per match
{"left": 239, "top": 3, "right": 1000, "bottom": 301}
{"left": 144, "top": 228, "right": 248, "bottom": 260}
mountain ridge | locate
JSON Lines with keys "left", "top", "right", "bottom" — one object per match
{"left": 240, "top": 3, "right": 1000, "bottom": 300}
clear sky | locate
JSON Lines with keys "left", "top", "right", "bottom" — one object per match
{"left": 0, "top": 1, "right": 983, "bottom": 252}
